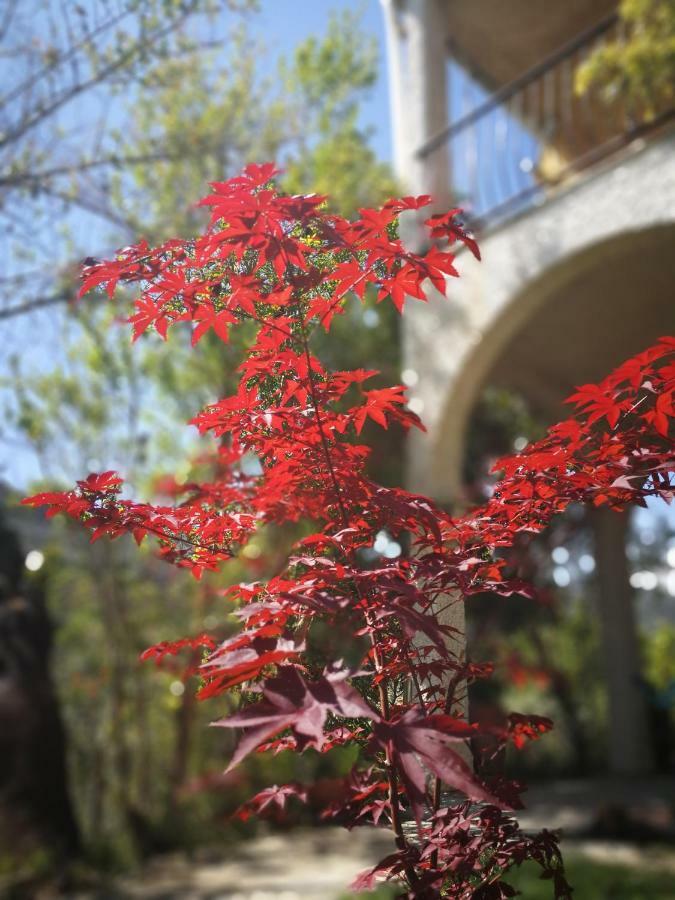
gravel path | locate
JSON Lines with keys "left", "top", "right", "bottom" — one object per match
{"left": 64, "top": 778, "right": 675, "bottom": 899}
{"left": 74, "top": 828, "right": 395, "bottom": 900}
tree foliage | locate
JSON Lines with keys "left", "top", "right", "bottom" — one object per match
{"left": 25, "top": 165, "right": 675, "bottom": 895}
{"left": 575, "top": 0, "right": 675, "bottom": 117}
{"left": 4, "top": 8, "right": 397, "bottom": 487}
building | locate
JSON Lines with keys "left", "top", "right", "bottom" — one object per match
{"left": 381, "top": 0, "right": 675, "bottom": 773}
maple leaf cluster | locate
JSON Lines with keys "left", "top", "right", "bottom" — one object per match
{"left": 24, "top": 164, "right": 674, "bottom": 898}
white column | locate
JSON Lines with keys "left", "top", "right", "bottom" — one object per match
{"left": 381, "top": 0, "right": 450, "bottom": 215}
{"left": 380, "top": 0, "right": 409, "bottom": 181}
{"left": 381, "top": 1, "right": 465, "bottom": 727}
{"left": 593, "top": 508, "right": 654, "bottom": 773}
{"left": 402, "top": 0, "right": 450, "bottom": 206}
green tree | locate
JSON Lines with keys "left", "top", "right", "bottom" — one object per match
{"left": 3, "top": 8, "right": 399, "bottom": 873}
{"left": 104, "top": 10, "right": 399, "bottom": 484}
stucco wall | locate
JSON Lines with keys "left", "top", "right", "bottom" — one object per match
{"left": 404, "top": 130, "right": 675, "bottom": 502}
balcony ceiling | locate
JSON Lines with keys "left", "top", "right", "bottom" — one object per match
{"left": 484, "top": 225, "right": 675, "bottom": 424}
{"left": 444, "top": 0, "right": 618, "bottom": 89}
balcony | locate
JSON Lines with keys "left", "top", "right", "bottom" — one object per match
{"left": 416, "top": 12, "right": 675, "bottom": 230}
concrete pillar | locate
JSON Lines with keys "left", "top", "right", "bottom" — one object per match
{"left": 380, "top": 0, "right": 409, "bottom": 182}
{"left": 381, "top": 3, "right": 466, "bottom": 727}
{"left": 402, "top": 0, "right": 450, "bottom": 206}
{"left": 592, "top": 508, "right": 654, "bottom": 773}
{"left": 381, "top": 0, "right": 450, "bottom": 222}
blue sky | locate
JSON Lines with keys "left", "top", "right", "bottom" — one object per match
{"left": 256, "top": 0, "right": 392, "bottom": 161}
{"left": 1, "top": 1, "right": 394, "bottom": 491}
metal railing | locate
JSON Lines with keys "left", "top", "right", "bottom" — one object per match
{"left": 418, "top": 13, "right": 675, "bottom": 230}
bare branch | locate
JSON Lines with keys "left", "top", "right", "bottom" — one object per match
{"left": 0, "top": 290, "right": 72, "bottom": 320}
{"left": 0, "top": 0, "right": 19, "bottom": 44}
{"left": 0, "top": 3, "right": 200, "bottom": 151}
{"left": 0, "top": 6, "right": 128, "bottom": 110}
{"left": 0, "top": 151, "right": 180, "bottom": 189}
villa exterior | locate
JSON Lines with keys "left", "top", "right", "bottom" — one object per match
{"left": 381, "top": 0, "right": 675, "bottom": 774}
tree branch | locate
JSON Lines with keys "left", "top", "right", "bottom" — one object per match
{"left": 0, "top": 151, "right": 182, "bottom": 189}
{"left": 0, "top": 4, "right": 199, "bottom": 151}
{"left": 0, "top": 290, "right": 71, "bottom": 320}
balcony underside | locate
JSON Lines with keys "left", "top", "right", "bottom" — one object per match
{"left": 444, "top": 0, "right": 617, "bottom": 91}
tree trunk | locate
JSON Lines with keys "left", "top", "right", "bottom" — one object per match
{"left": 592, "top": 507, "right": 653, "bottom": 774}
{"left": 0, "top": 509, "right": 81, "bottom": 861}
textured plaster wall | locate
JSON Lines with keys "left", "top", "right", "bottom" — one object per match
{"left": 404, "top": 130, "right": 675, "bottom": 502}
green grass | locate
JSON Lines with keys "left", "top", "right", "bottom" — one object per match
{"left": 342, "top": 856, "right": 675, "bottom": 899}
{"left": 507, "top": 856, "right": 675, "bottom": 900}
{"left": 342, "top": 888, "right": 399, "bottom": 899}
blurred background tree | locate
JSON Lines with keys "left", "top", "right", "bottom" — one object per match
{"left": 0, "top": 0, "right": 255, "bottom": 320}
{"left": 0, "top": 1, "right": 399, "bottom": 878}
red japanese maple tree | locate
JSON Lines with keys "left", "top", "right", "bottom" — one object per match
{"left": 25, "top": 164, "right": 674, "bottom": 897}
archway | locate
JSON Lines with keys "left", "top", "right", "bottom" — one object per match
{"left": 431, "top": 223, "right": 675, "bottom": 501}
{"left": 434, "top": 223, "right": 675, "bottom": 773}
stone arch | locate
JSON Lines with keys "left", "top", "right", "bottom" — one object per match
{"left": 410, "top": 219, "right": 675, "bottom": 773}
{"left": 431, "top": 222, "right": 675, "bottom": 498}
{"left": 403, "top": 133, "right": 675, "bottom": 501}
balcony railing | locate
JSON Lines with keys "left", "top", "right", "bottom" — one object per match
{"left": 417, "top": 13, "right": 675, "bottom": 230}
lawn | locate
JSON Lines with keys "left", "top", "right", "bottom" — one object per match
{"left": 509, "top": 856, "right": 675, "bottom": 899}
{"left": 345, "top": 854, "right": 675, "bottom": 899}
